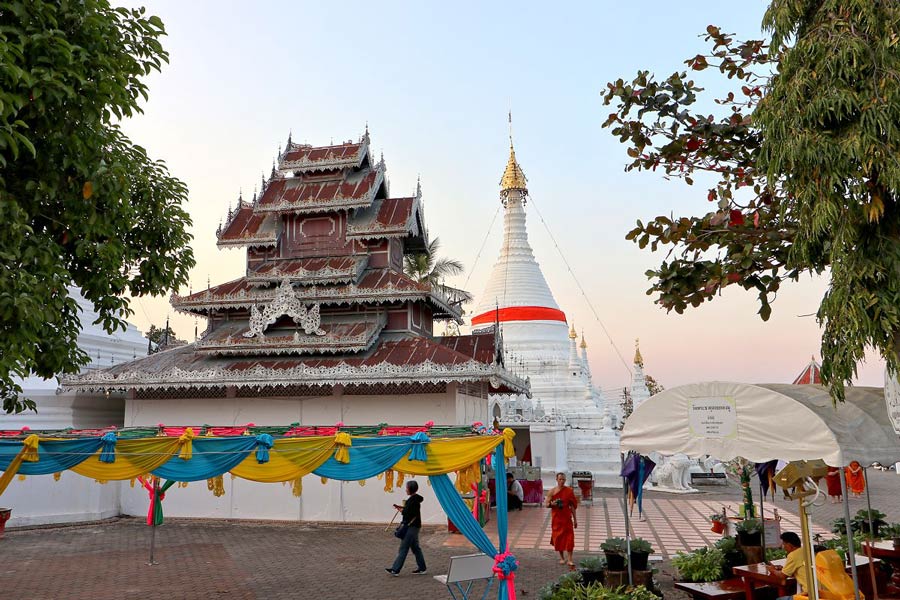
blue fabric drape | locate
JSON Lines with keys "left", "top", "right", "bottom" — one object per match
{"left": 99, "top": 432, "right": 117, "bottom": 463}
{"left": 255, "top": 434, "right": 274, "bottom": 463}
{"left": 408, "top": 432, "right": 430, "bottom": 462}
{"left": 493, "top": 444, "right": 513, "bottom": 598}
{"left": 151, "top": 437, "right": 258, "bottom": 482}
{"left": 429, "top": 474, "right": 496, "bottom": 555}
{"left": 0, "top": 439, "right": 104, "bottom": 475}
{"left": 314, "top": 436, "right": 413, "bottom": 480}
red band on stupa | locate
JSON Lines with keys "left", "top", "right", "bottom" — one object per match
{"left": 471, "top": 306, "right": 567, "bottom": 326}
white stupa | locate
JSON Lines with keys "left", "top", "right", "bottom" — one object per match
{"left": 472, "top": 136, "right": 622, "bottom": 486}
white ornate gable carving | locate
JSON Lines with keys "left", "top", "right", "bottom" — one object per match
{"left": 244, "top": 279, "right": 326, "bottom": 339}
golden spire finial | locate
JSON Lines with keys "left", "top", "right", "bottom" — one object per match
{"left": 501, "top": 112, "right": 528, "bottom": 193}
{"left": 569, "top": 323, "right": 577, "bottom": 340}
{"left": 634, "top": 338, "right": 643, "bottom": 366}
{"left": 580, "top": 332, "right": 587, "bottom": 350}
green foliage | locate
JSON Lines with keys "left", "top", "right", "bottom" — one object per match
{"left": 766, "top": 547, "right": 788, "bottom": 561}
{"left": 403, "top": 237, "right": 473, "bottom": 305}
{"left": 540, "top": 578, "right": 658, "bottom": 600}
{"left": 0, "top": 0, "right": 195, "bottom": 413}
{"left": 673, "top": 547, "right": 727, "bottom": 583}
{"left": 757, "top": 2, "right": 900, "bottom": 400}
{"left": 579, "top": 555, "right": 606, "bottom": 572}
{"left": 601, "top": 537, "right": 628, "bottom": 555}
{"left": 710, "top": 513, "right": 727, "bottom": 524}
{"left": 603, "top": 2, "right": 900, "bottom": 402}
{"left": 736, "top": 519, "right": 761, "bottom": 535}
{"left": 881, "top": 523, "right": 900, "bottom": 540}
{"left": 821, "top": 533, "right": 866, "bottom": 562}
{"left": 630, "top": 537, "right": 654, "bottom": 554}
{"left": 714, "top": 536, "right": 737, "bottom": 553}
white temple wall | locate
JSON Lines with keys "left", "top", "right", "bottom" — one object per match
{"left": 118, "top": 387, "right": 489, "bottom": 523}
{"left": 3, "top": 390, "right": 125, "bottom": 527}
{"left": 529, "top": 424, "right": 568, "bottom": 480}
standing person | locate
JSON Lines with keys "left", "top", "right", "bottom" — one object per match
{"left": 506, "top": 472, "right": 524, "bottom": 511}
{"left": 546, "top": 472, "right": 578, "bottom": 567}
{"left": 824, "top": 466, "right": 843, "bottom": 504}
{"left": 385, "top": 480, "right": 427, "bottom": 576}
{"left": 845, "top": 461, "right": 865, "bottom": 498}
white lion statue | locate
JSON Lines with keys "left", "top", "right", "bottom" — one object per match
{"left": 652, "top": 454, "right": 695, "bottom": 492}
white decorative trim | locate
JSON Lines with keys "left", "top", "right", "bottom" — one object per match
{"left": 278, "top": 137, "right": 368, "bottom": 173}
{"left": 244, "top": 279, "right": 325, "bottom": 338}
{"left": 170, "top": 277, "right": 462, "bottom": 321}
{"left": 346, "top": 196, "right": 421, "bottom": 240}
{"left": 246, "top": 258, "right": 367, "bottom": 285}
{"left": 255, "top": 167, "right": 384, "bottom": 215}
{"left": 61, "top": 359, "right": 529, "bottom": 394}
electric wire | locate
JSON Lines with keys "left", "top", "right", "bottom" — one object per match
{"left": 527, "top": 192, "right": 633, "bottom": 377}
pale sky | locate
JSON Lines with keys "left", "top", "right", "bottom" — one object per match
{"left": 117, "top": 1, "right": 885, "bottom": 392}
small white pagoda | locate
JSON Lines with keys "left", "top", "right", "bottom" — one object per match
{"left": 472, "top": 136, "right": 622, "bottom": 486}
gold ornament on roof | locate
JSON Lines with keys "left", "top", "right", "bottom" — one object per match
{"left": 580, "top": 333, "right": 587, "bottom": 349}
{"left": 501, "top": 143, "right": 528, "bottom": 192}
{"left": 634, "top": 338, "right": 643, "bottom": 366}
{"left": 569, "top": 323, "right": 577, "bottom": 339}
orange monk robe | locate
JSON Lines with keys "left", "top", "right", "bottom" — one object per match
{"left": 845, "top": 461, "right": 865, "bottom": 495}
{"left": 549, "top": 486, "right": 578, "bottom": 552}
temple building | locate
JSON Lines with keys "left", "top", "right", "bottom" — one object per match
{"left": 471, "top": 137, "right": 622, "bottom": 487}
{"left": 792, "top": 356, "right": 823, "bottom": 385}
{"left": 64, "top": 130, "right": 527, "bottom": 523}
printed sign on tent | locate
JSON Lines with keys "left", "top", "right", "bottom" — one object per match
{"left": 688, "top": 396, "right": 737, "bottom": 438}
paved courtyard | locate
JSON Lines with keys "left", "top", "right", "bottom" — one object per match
{"left": 2, "top": 470, "right": 898, "bottom": 600}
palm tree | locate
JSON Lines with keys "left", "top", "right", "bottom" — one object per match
{"left": 404, "top": 237, "right": 473, "bottom": 306}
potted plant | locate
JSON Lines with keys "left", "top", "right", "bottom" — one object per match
{"left": 601, "top": 537, "right": 628, "bottom": 571}
{"left": 715, "top": 536, "right": 745, "bottom": 574}
{"left": 736, "top": 518, "right": 762, "bottom": 546}
{"left": 853, "top": 508, "right": 887, "bottom": 537}
{"left": 578, "top": 555, "right": 606, "bottom": 586}
{"left": 881, "top": 523, "right": 900, "bottom": 549}
{"left": 831, "top": 517, "right": 848, "bottom": 536}
{"left": 672, "top": 547, "right": 727, "bottom": 582}
{"left": 630, "top": 537, "right": 654, "bottom": 571}
{"left": 710, "top": 513, "right": 727, "bottom": 534}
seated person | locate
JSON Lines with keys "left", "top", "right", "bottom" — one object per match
{"left": 768, "top": 533, "right": 862, "bottom": 600}
{"left": 506, "top": 472, "right": 524, "bottom": 511}
{"left": 767, "top": 532, "right": 806, "bottom": 596}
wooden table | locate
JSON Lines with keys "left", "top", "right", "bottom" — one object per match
{"left": 733, "top": 556, "right": 878, "bottom": 600}
{"left": 862, "top": 541, "right": 900, "bottom": 593}
{"left": 732, "top": 558, "right": 793, "bottom": 600}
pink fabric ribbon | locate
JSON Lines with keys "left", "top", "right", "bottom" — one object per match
{"left": 470, "top": 483, "right": 488, "bottom": 522}
{"left": 137, "top": 476, "right": 164, "bottom": 526}
{"left": 492, "top": 548, "right": 519, "bottom": 600}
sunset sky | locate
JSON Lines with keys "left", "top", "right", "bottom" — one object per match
{"left": 117, "top": 1, "right": 885, "bottom": 392}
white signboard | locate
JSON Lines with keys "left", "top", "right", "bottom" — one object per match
{"left": 885, "top": 371, "right": 900, "bottom": 435}
{"left": 688, "top": 396, "right": 737, "bottom": 438}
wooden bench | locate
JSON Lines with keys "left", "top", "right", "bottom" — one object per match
{"left": 433, "top": 553, "right": 495, "bottom": 600}
{"left": 674, "top": 578, "right": 773, "bottom": 600}
{"left": 691, "top": 472, "right": 728, "bottom": 486}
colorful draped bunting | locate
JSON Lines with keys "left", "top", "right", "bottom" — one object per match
{"left": 0, "top": 431, "right": 511, "bottom": 487}
{"left": 0, "top": 427, "right": 517, "bottom": 600}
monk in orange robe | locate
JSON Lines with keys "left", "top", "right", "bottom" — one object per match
{"left": 546, "top": 472, "right": 578, "bottom": 567}
{"left": 845, "top": 461, "right": 865, "bottom": 498}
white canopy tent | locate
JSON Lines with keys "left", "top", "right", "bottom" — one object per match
{"left": 621, "top": 381, "right": 900, "bottom": 600}
{"left": 621, "top": 382, "right": 900, "bottom": 467}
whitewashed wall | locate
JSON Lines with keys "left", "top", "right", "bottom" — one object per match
{"left": 120, "top": 387, "right": 489, "bottom": 524}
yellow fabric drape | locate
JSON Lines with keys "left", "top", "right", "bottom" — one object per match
{"left": 502, "top": 428, "right": 516, "bottom": 459}
{"left": 393, "top": 436, "right": 503, "bottom": 475}
{"left": 207, "top": 475, "right": 225, "bottom": 497}
{"left": 291, "top": 476, "right": 303, "bottom": 497}
{"left": 383, "top": 469, "right": 394, "bottom": 492}
{"left": 333, "top": 432, "right": 352, "bottom": 464}
{"left": 230, "top": 437, "right": 335, "bottom": 483}
{"left": 71, "top": 438, "right": 184, "bottom": 480}
{"left": 0, "top": 435, "right": 43, "bottom": 496}
{"left": 178, "top": 427, "right": 195, "bottom": 460}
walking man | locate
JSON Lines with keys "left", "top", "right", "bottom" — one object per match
{"left": 386, "top": 480, "right": 427, "bottom": 576}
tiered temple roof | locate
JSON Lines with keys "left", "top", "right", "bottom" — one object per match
{"left": 64, "top": 131, "right": 527, "bottom": 397}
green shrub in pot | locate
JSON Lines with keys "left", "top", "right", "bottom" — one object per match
{"left": 673, "top": 547, "right": 727, "bottom": 582}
